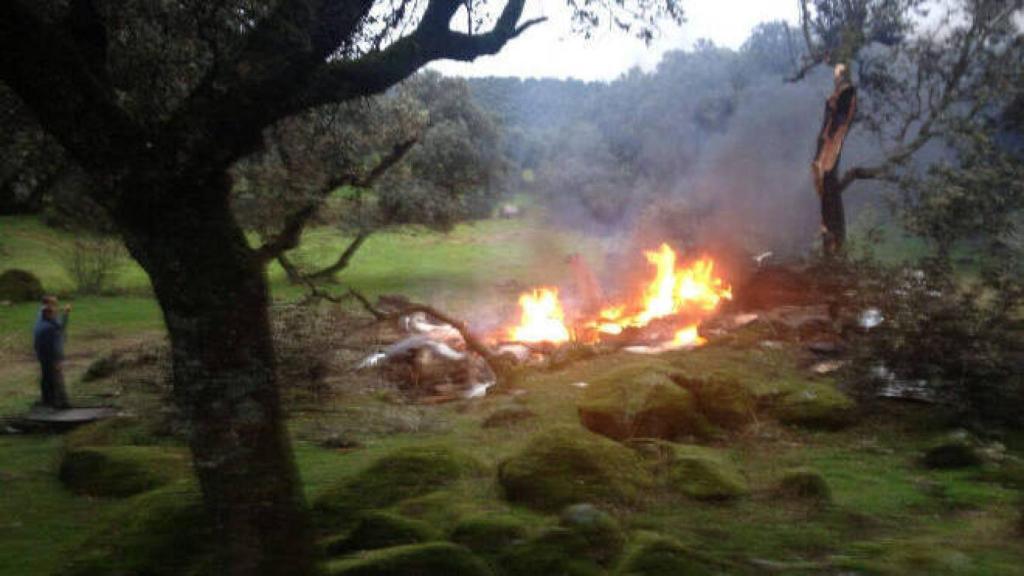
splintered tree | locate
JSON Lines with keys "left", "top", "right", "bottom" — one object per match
{"left": 790, "top": 0, "right": 1023, "bottom": 257}
{"left": 0, "top": 1, "right": 682, "bottom": 574}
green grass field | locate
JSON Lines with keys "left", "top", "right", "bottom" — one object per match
{"left": 2, "top": 214, "right": 1022, "bottom": 576}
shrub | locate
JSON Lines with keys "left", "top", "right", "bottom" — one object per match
{"left": 777, "top": 468, "right": 832, "bottom": 503}
{"left": 60, "top": 236, "right": 125, "bottom": 295}
{"left": 0, "top": 268, "right": 43, "bottom": 302}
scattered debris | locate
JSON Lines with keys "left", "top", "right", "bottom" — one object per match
{"left": 859, "top": 307, "right": 884, "bottom": 329}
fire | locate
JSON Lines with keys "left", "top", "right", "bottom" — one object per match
{"left": 672, "top": 324, "right": 707, "bottom": 348}
{"left": 505, "top": 244, "right": 730, "bottom": 348}
{"left": 595, "top": 244, "right": 732, "bottom": 334}
{"left": 507, "top": 288, "right": 571, "bottom": 344}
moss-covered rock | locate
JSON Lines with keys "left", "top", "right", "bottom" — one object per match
{"left": 326, "top": 543, "right": 492, "bottom": 576}
{"left": 559, "top": 503, "right": 624, "bottom": 565}
{"left": 59, "top": 446, "right": 191, "bottom": 498}
{"left": 664, "top": 445, "right": 747, "bottom": 501}
{"left": 57, "top": 481, "right": 212, "bottom": 576}
{"left": 777, "top": 468, "right": 831, "bottom": 503}
{"left": 450, "top": 514, "right": 530, "bottom": 558}
{"left": 498, "top": 426, "right": 653, "bottom": 511}
{"left": 770, "top": 382, "right": 854, "bottom": 429}
{"left": 0, "top": 268, "right": 43, "bottom": 302}
{"left": 314, "top": 446, "right": 485, "bottom": 527}
{"left": 392, "top": 490, "right": 487, "bottom": 532}
{"left": 499, "top": 528, "right": 602, "bottom": 576}
{"left": 482, "top": 406, "right": 536, "bottom": 428}
{"left": 682, "top": 377, "right": 756, "bottom": 430}
{"left": 923, "top": 432, "right": 983, "bottom": 469}
{"left": 64, "top": 417, "right": 163, "bottom": 449}
{"left": 325, "top": 511, "right": 438, "bottom": 556}
{"left": 617, "top": 533, "right": 718, "bottom": 576}
{"left": 577, "top": 367, "right": 708, "bottom": 441}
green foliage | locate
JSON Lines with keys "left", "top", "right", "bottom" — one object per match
{"left": 324, "top": 511, "right": 438, "bottom": 556}
{"left": 325, "top": 543, "right": 492, "bottom": 576}
{"left": 57, "top": 481, "right": 211, "bottom": 576}
{"left": 313, "top": 446, "right": 485, "bottom": 527}
{"left": 777, "top": 468, "right": 832, "bottom": 503}
{"left": 497, "top": 426, "right": 654, "bottom": 512}
{"left": 59, "top": 446, "right": 191, "bottom": 498}
{"left": 0, "top": 268, "right": 43, "bottom": 302}
{"left": 578, "top": 366, "right": 708, "bottom": 441}
{"left": 844, "top": 258, "right": 1024, "bottom": 427}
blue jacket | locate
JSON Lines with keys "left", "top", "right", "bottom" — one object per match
{"left": 33, "top": 311, "right": 68, "bottom": 364}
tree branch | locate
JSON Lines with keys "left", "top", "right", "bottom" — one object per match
{"left": 292, "top": 0, "right": 544, "bottom": 114}
{"left": 254, "top": 136, "right": 417, "bottom": 264}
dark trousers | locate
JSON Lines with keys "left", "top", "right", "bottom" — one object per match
{"left": 40, "top": 361, "right": 70, "bottom": 409}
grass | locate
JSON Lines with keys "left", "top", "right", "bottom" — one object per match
{"left": 2, "top": 214, "right": 1023, "bottom": 575}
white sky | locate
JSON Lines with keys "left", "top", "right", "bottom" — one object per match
{"left": 430, "top": 0, "right": 801, "bottom": 81}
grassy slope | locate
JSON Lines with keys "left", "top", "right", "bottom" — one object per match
{"left": 2, "top": 215, "right": 1023, "bottom": 575}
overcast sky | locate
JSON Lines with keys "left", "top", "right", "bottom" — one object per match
{"left": 430, "top": 0, "right": 801, "bottom": 81}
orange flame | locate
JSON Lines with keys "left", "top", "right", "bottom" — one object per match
{"left": 505, "top": 244, "right": 729, "bottom": 348}
{"left": 507, "top": 288, "right": 571, "bottom": 344}
{"left": 596, "top": 244, "right": 731, "bottom": 334}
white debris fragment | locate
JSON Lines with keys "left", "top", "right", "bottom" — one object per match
{"left": 859, "top": 308, "right": 884, "bottom": 329}
{"left": 811, "top": 360, "right": 845, "bottom": 374}
{"left": 464, "top": 380, "right": 496, "bottom": 399}
{"left": 754, "top": 251, "right": 774, "bottom": 266}
{"left": 570, "top": 381, "right": 589, "bottom": 389}
{"left": 733, "top": 313, "right": 759, "bottom": 327}
{"left": 356, "top": 352, "right": 387, "bottom": 369}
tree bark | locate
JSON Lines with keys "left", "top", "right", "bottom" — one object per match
{"left": 811, "top": 75, "right": 857, "bottom": 257}
{"left": 117, "top": 175, "right": 315, "bottom": 576}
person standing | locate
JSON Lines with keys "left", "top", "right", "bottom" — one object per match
{"left": 33, "top": 296, "right": 72, "bottom": 409}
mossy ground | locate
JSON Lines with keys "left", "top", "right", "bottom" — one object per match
{"left": 2, "top": 215, "right": 1023, "bottom": 575}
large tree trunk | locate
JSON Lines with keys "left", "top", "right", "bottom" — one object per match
{"left": 812, "top": 70, "right": 857, "bottom": 258}
{"left": 117, "top": 174, "right": 315, "bottom": 576}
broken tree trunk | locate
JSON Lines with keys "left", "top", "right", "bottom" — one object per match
{"left": 811, "top": 65, "right": 858, "bottom": 258}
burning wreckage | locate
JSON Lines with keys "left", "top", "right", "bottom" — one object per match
{"left": 355, "top": 243, "right": 748, "bottom": 402}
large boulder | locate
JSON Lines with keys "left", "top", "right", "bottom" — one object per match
{"left": 326, "top": 543, "right": 492, "bottom": 576}
{"left": 57, "top": 482, "right": 212, "bottom": 576}
{"left": 618, "top": 533, "right": 719, "bottom": 576}
{"left": 577, "top": 366, "right": 708, "bottom": 441}
{"left": 680, "top": 377, "right": 756, "bottom": 430}
{"left": 664, "top": 445, "right": 747, "bottom": 501}
{"left": 325, "top": 511, "right": 438, "bottom": 557}
{"left": 769, "top": 382, "right": 854, "bottom": 430}
{"left": 314, "top": 446, "right": 485, "bottom": 528}
{"left": 0, "top": 268, "right": 43, "bottom": 302}
{"left": 498, "top": 426, "right": 653, "bottom": 512}
{"left": 59, "top": 446, "right": 191, "bottom": 498}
